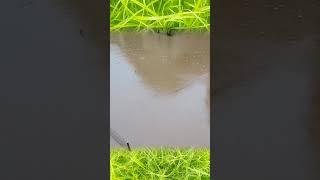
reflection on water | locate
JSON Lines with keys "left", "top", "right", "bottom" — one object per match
{"left": 111, "top": 32, "right": 210, "bottom": 94}
{"left": 110, "top": 33, "right": 210, "bottom": 147}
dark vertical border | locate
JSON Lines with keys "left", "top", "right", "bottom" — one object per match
{"left": 210, "top": 0, "right": 216, "bottom": 178}
{"left": 211, "top": 0, "right": 320, "bottom": 179}
{"left": 104, "top": 0, "right": 110, "bottom": 180}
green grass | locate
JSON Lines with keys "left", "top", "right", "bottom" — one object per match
{"left": 110, "top": 0, "right": 210, "bottom": 32}
{"left": 110, "top": 147, "right": 210, "bottom": 180}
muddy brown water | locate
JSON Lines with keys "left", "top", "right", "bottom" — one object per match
{"left": 0, "top": 1, "right": 106, "bottom": 179}
{"left": 110, "top": 32, "right": 210, "bottom": 148}
{"left": 214, "top": 0, "right": 320, "bottom": 179}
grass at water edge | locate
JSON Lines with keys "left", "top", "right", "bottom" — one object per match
{"left": 110, "top": 147, "right": 210, "bottom": 179}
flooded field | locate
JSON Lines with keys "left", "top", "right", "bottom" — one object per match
{"left": 110, "top": 32, "right": 210, "bottom": 147}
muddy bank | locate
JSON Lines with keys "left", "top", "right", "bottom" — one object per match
{"left": 110, "top": 32, "right": 210, "bottom": 147}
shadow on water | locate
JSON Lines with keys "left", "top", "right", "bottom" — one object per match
{"left": 111, "top": 32, "right": 210, "bottom": 94}
{"left": 214, "top": 0, "right": 320, "bottom": 179}
{"left": 110, "top": 32, "right": 210, "bottom": 147}
{"left": 0, "top": 0, "right": 106, "bottom": 179}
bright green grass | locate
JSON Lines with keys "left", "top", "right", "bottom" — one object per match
{"left": 110, "top": 0, "right": 210, "bottom": 32}
{"left": 110, "top": 147, "right": 210, "bottom": 180}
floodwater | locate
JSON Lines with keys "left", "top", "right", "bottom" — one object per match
{"left": 110, "top": 32, "right": 210, "bottom": 147}
{"left": 0, "top": 1, "right": 106, "bottom": 179}
{"left": 214, "top": 0, "right": 320, "bottom": 179}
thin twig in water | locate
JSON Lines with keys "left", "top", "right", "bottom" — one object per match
{"left": 110, "top": 128, "right": 131, "bottom": 151}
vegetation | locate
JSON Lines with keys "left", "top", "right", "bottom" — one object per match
{"left": 110, "top": 0, "right": 210, "bottom": 32}
{"left": 110, "top": 147, "right": 210, "bottom": 179}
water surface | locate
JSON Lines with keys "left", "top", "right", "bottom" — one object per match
{"left": 110, "top": 32, "right": 210, "bottom": 147}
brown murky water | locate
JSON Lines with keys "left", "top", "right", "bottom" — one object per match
{"left": 110, "top": 32, "right": 210, "bottom": 147}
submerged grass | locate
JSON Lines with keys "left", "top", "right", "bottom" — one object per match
{"left": 110, "top": 147, "right": 210, "bottom": 179}
{"left": 110, "top": 0, "right": 210, "bottom": 32}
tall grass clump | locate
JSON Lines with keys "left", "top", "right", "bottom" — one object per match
{"left": 110, "top": 0, "right": 210, "bottom": 32}
{"left": 110, "top": 147, "right": 210, "bottom": 179}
